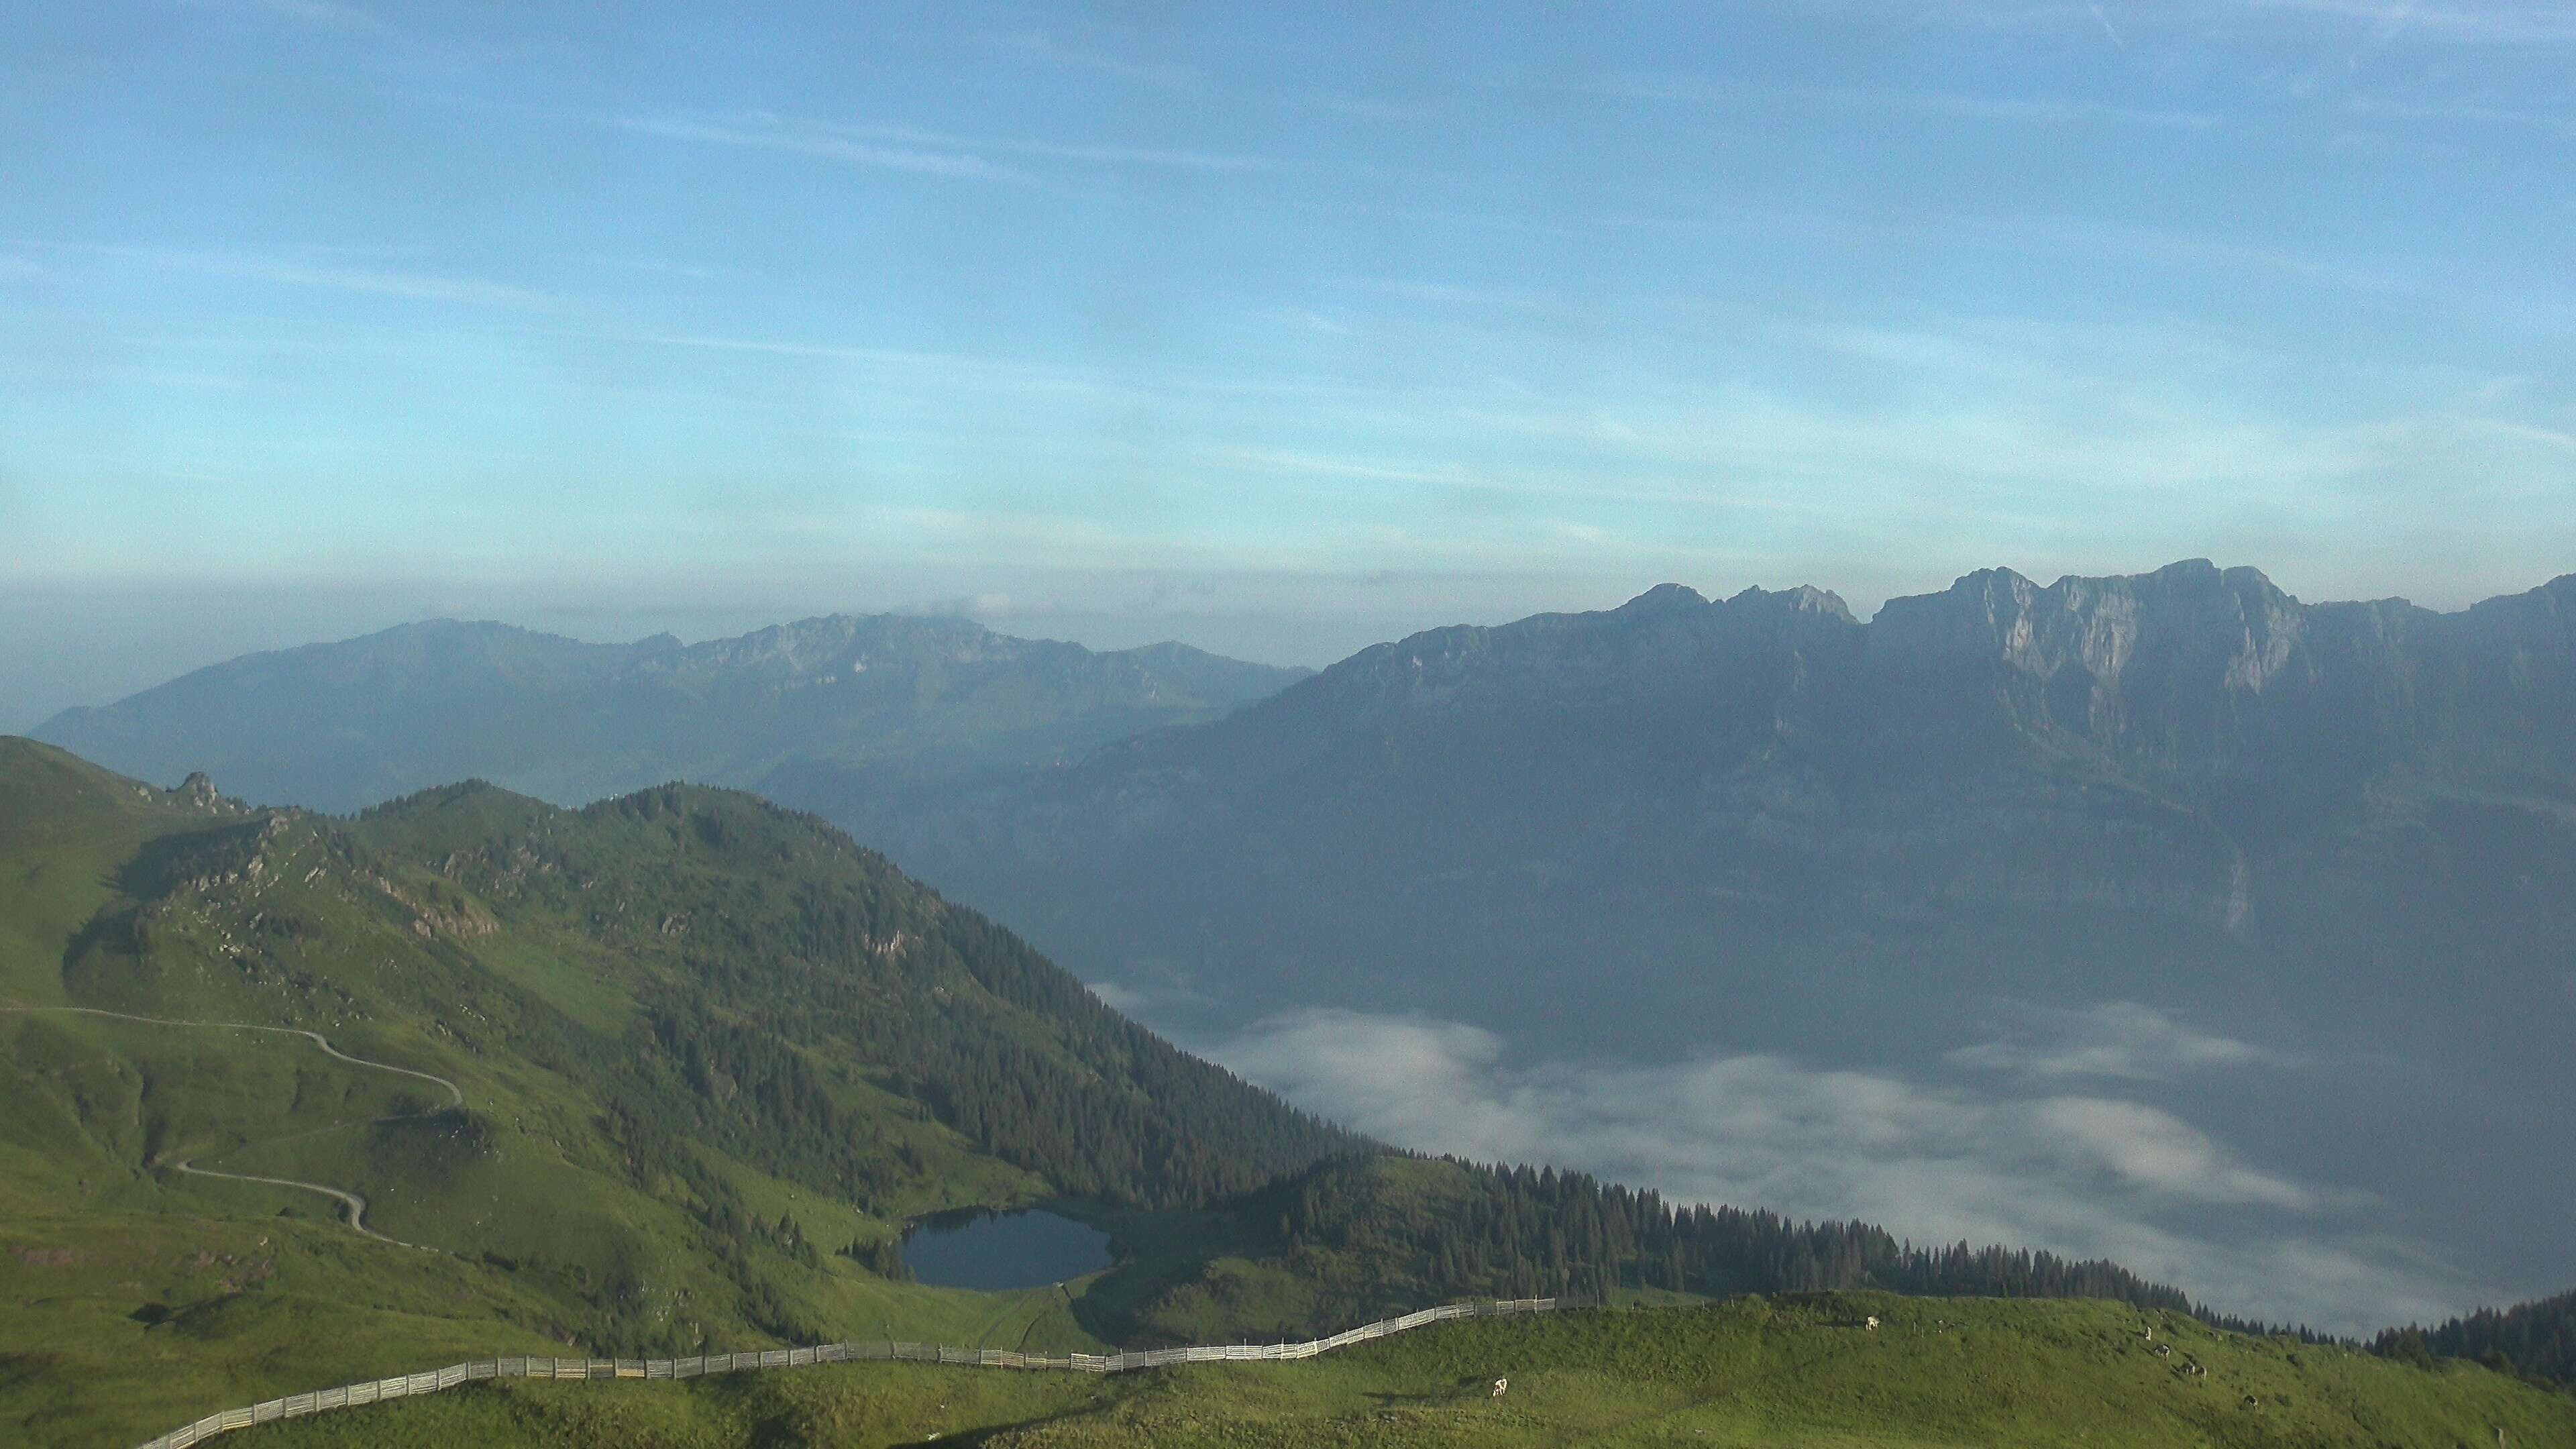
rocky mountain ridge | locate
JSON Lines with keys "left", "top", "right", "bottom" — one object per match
{"left": 784, "top": 558, "right": 2576, "bottom": 1053}
{"left": 1124, "top": 559, "right": 2576, "bottom": 794}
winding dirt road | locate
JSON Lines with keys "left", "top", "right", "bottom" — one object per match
{"left": 0, "top": 1004, "right": 463, "bottom": 1248}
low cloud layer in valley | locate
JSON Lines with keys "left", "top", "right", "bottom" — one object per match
{"left": 1194, "top": 1001, "right": 2498, "bottom": 1336}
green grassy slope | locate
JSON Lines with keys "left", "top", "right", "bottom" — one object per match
{"left": 227, "top": 1295, "right": 2576, "bottom": 1449}
{"left": 0, "top": 737, "right": 1352, "bottom": 1448}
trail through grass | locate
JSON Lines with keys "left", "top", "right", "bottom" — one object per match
{"left": 1, "top": 1004, "right": 464, "bottom": 1245}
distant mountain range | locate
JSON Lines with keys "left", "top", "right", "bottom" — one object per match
{"left": 28, "top": 562, "right": 2576, "bottom": 1319}
{"left": 804, "top": 559, "right": 2576, "bottom": 1039}
{"left": 32, "top": 614, "right": 1307, "bottom": 812}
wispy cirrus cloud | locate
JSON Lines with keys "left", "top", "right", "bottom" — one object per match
{"left": 1205, "top": 445, "right": 1474, "bottom": 487}
{"left": 1594, "top": 75, "right": 2218, "bottom": 129}
{"left": 1314, "top": 95, "right": 1437, "bottom": 123}
{"left": 621, "top": 116, "right": 1018, "bottom": 180}
{"left": 828, "top": 121, "right": 1270, "bottom": 174}
{"left": 982, "top": 30, "right": 1201, "bottom": 93}
{"left": 1866, "top": 0, "right": 2576, "bottom": 47}
{"left": 179, "top": 0, "right": 383, "bottom": 30}
{"left": 1945, "top": 212, "right": 2408, "bottom": 295}
{"left": 112, "top": 248, "right": 559, "bottom": 308}
{"left": 1333, "top": 274, "right": 1565, "bottom": 315}
{"left": 2343, "top": 95, "right": 2576, "bottom": 133}
{"left": 622, "top": 113, "right": 1269, "bottom": 179}
{"left": 2247, "top": 0, "right": 2576, "bottom": 45}
{"left": 1254, "top": 307, "right": 1358, "bottom": 337}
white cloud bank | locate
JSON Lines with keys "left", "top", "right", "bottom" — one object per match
{"left": 1205, "top": 1004, "right": 2493, "bottom": 1335}
{"left": 1946, "top": 1000, "right": 2282, "bottom": 1080}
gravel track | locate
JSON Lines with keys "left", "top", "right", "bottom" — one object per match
{"left": 1, "top": 1003, "right": 462, "bottom": 1248}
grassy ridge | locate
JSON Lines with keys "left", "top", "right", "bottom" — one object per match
{"left": 223, "top": 1295, "right": 2576, "bottom": 1449}
{"left": 0, "top": 739, "right": 1345, "bottom": 1448}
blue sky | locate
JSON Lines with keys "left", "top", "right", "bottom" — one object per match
{"left": 4, "top": 0, "right": 2573, "bottom": 724}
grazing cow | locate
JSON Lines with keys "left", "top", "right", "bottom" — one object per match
{"left": 1492, "top": 1377, "right": 1509, "bottom": 1399}
{"left": 1865, "top": 1316, "right": 1880, "bottom": 1331}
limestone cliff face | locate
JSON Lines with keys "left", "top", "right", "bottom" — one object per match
{"left": 1863, "top": 561, "right": 2332, "bottom": 774}
{"left": 1070, "top": 559, "right": 2574, "bottom": 804}
{"left": 1843, "top": 562, "right": 2576, "bottom": 790}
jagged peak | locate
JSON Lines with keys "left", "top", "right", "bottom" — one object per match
{"left": 2133, "top": 559, "right": 2289, "bottom": 602}
{"left": 1617, "top": 582, "right": 1711, "bottom": 612}
{"left": 1907, "top": 560, "right": 2294, "bottom": 611}
{"left": 1726, "top": 584, "right": 1858, "bottom": 623}
{"left": 1931, "top": 566, "right": 2038, "bottom": 605}
{"left": 2024, "top": 559, "right": 2287, "bottom": 599}
{"left": 2147, "top": 557, "right": 2220, "bottom": 582}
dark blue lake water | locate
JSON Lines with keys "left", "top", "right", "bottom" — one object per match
{"left": 900, "top": 1208, "right": 1112, "bottom": 1291}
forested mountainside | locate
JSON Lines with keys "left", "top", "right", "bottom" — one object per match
{"left": 32, "top": 613, "right": 1303, "bottom": 812}
{"left": 2382, "top": 1289, "right": 2576, "bottom": 1387}
{"left": 1108, "top": 1154, "right": 2237, "bottom": 1350}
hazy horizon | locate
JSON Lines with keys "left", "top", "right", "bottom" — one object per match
{"left": 9, "top": 1, "right": 2573, "bottom": 731}
{"left": 14, "top": 553, "right": 2575, "bottom": 733}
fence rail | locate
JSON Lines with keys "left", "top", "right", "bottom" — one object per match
{"left": 131, "top": 1295, "right": 1591, "bottom": 1449}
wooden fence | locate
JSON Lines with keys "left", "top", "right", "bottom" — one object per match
{"left": 132, "top": 1295, "right": 1591, "bottom": 1449}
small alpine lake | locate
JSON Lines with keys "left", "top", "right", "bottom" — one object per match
{"left": 899, "top": 1206, "right": 1114, "bottom": 1291}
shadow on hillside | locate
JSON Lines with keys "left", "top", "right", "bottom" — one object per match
{"left": 1364, "top": 1375, "right": 1502, "bottom": 1409}
{"left": 867, "top": 1405, "right": 1099, "bottom": 1449}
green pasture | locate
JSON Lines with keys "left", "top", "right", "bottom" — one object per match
{"left": 222, "top": 1295, "right": 2576, "bottom": 1449}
